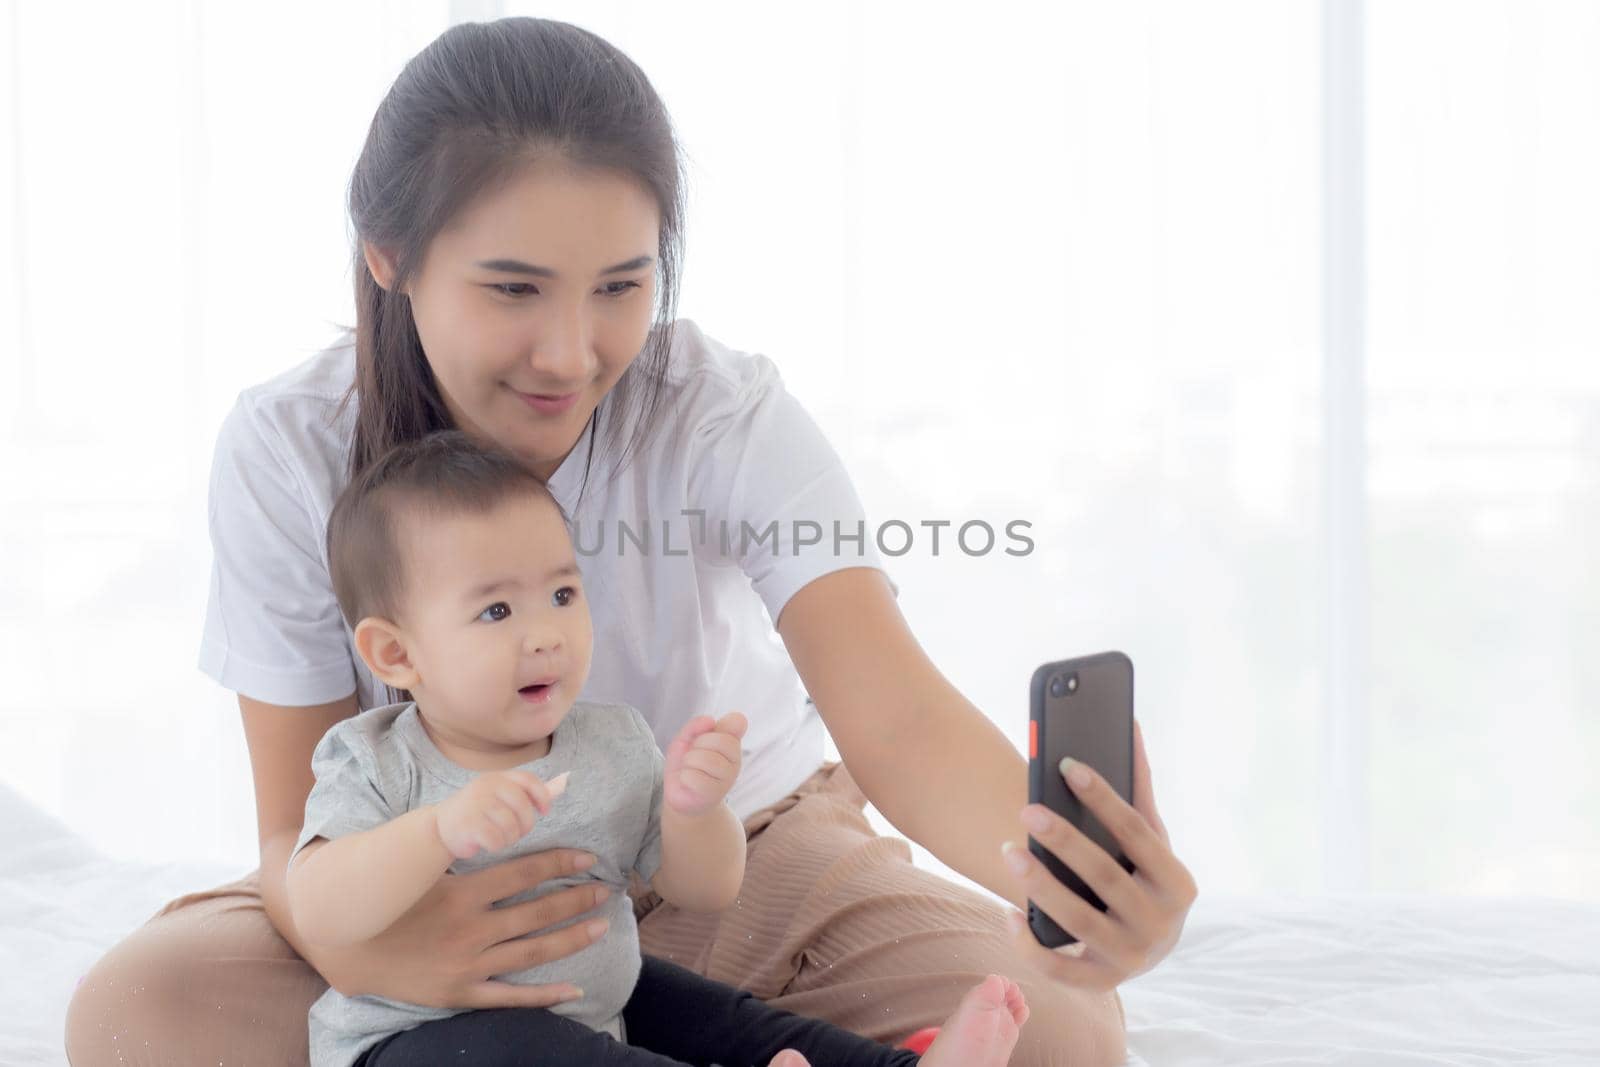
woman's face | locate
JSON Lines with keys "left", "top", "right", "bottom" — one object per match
{"left": 365, "top": 159, "right": 661, "bottom": 479}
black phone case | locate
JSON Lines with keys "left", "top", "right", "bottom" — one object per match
{"left": 1028, "top": 651, "right": 1137, "bottom": 948}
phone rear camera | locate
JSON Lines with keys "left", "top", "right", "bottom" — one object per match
{"left": 1049, "top": 674, "right": 1067, "bottom": 698}
{"left": 1067, "top": 673, "right": 1079, "bottom": 692}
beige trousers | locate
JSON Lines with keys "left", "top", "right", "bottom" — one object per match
{"left": 63, "top": 762, "right": 1125, "bottom": 1066}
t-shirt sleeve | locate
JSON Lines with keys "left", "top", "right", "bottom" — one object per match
{"left": 197, "top": 397, "right": 357, "bottom": 706}
{"left": 290, "top": 722, "right": 395, "bottom": 865}
{"left": 630, "top": 710, "right": 666, "bottom": 884}
{"left": 687, "top": 356, "right": 900, "bottom": 625}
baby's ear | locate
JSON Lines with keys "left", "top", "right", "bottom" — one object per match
{"left": 354, "top": 617, "right": 419, "bottom": 688}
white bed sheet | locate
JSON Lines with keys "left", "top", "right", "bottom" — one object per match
{"left": 1119, "top": 891, "right": 1599, "bottom": 1065}
{"left": 5, "top": 779, "right": 1597, "bottom": 1066}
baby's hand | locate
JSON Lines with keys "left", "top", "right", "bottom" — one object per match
{"left": 434, "top": 770, "right": 570, "bottom": 861}
{"left": 662, "top": 712, "right": 747, "bottom": 817}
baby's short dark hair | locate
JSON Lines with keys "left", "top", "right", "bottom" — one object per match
{"left": 326, "top": 429, "right": 567, "bottom": 630}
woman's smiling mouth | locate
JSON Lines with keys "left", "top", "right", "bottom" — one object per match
{"left": 510, "top": 387, "right": 579, "bottom": 415}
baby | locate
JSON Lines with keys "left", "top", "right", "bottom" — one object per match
{"left": 286, "top": 429, "right": 1030, "bottom": 1067}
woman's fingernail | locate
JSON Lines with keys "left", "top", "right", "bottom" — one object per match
{"left": 1022, "top": 805, "right": 1051, "bottom": 834}
{"left": 1062, "top": 757, "right": 1092, "bottom": 790}
{"left": 1007, "top": 910, "right": 1028, "bottom": 935}
{"left": 1001, "top": 840, "right": 1030, "bottom": 876}
{"left": 564, "top": 986, "right": 584, "bottom": 1001}
{"left": 574, "top": 852, "right": 596, "bottom": 870}
{"left": 587, "top": 918, "right": 610, "bottom": 939}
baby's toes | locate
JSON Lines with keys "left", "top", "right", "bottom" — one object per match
{"left": 1003, "top": 979, "right": 1030, "bottom": 1027}
{"left": 973, "top": 973, "right": 1008, "bottom": 1008}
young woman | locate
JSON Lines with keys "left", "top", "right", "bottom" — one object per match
{"left": 64, "top": 17, "right": 1195, "bottom": 1067}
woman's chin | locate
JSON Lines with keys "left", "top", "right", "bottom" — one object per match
{"left": 490, "top": 424, "right": 560, "bottom": 470}
{"left": 513, "top": 429, "right": 588, "bottom": 478}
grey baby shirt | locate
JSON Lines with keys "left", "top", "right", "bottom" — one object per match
{"left": 289, "top": 698, "right": 666, "bottom": 1067}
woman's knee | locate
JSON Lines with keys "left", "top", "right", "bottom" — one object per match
{"left": 65, "top": 926, "right": 193, "bottom": 1066}
{"left": 64, "top": 907, "right": 323, "bottom": 1067}
{"left": 1009, "top": 983, "right": 1128, "bottom": 1067}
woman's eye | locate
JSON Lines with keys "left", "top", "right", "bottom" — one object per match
{"left": 488, "top": 281, "right": 639, "bottom": 299}
{"left": 491, "top": 283, "right": 536, "bottom": 298}
{"left": 552, "top": 586, "right": 578, "bottom": 607}
{"left": 477, "top": 602, "right": 511, "bottom": 622}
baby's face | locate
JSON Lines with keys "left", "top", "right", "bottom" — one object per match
{"left": 396, "top": 492, "right": 592, "bottom": 758}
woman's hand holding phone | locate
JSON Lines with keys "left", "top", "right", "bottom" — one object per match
{"left": 1001, "top": 720, "right": 1198, "bottom": 993}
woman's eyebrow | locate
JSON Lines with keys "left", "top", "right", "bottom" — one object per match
{"left": 475, "top": 254, "right": 654, "bottom": 278}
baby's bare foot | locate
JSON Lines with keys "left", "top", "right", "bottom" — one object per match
{"left": 919, "top": 974, "right": 1030, "bottom": 1067}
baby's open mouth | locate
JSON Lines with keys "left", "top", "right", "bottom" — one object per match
{"left": 518, "top": 680, "right": 557, "bottom": 697}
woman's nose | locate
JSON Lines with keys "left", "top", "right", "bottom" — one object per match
{"left": 528, "top": 346, "right": 590, "bottom": 383}
{"left": 527, "top": 305, "right": 595, "bottom": 381}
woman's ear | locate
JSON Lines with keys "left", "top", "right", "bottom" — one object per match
{"left": 354, "top": 616, "right": 421, "bottom": 690}
{"left": 361, "top": 240, "right": 402, "bottom": 293}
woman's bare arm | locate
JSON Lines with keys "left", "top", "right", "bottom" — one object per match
{"left": 238, "top": 692, "right": 360, "bottom": 961}
{"left": 774, "top": 568, "right": 1030, "bottom": 906}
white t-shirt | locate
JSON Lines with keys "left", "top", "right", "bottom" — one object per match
{"left": 198, "top": 319, "right": 897, "bottom": 817}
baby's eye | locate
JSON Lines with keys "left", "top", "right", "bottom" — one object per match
{"left": 478, "top": 602, "right": 511, "bottom": 623}
{"left": 553, "top": 586, "right": 578, "bottom": 607}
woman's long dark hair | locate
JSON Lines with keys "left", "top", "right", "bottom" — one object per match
{"left": 335, "top": 17, "right": 687, "bottom": 502}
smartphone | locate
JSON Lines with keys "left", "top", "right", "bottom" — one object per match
{"left": 1028, "top": 651, "right": 1137, "bottom": 948}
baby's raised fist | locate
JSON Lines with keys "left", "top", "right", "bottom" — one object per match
{"left": 662, "top": 712, "right": 746, "bottom": 816}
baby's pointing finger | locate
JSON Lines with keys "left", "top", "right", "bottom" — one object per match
{"left": 508, "top": 771, "right": 559, "bottom": 814}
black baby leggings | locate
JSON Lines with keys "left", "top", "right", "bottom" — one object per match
{"left": 354, "top": 953, "right": 922, "bottom": 1067}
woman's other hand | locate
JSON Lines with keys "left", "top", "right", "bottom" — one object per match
{"left": 1001, "top": 719, "right": 1198, "bottom": 992}
{"left": 305, "top": 847, "right": 611, "bottom": 1009}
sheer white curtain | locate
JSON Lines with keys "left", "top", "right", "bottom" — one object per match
{"left": 2, "top": 0, "right": 1594, "bottom": 901}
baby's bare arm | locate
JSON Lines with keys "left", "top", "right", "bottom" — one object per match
{"left": 286, "top": 806, "right": 453, "bottom": 948}
{"left": 651, "top": 801, "right": 746, "bottom": 911}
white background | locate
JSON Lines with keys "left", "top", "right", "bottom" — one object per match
{"left": 1, "top": 0, "right": 1596, "bottom": 904}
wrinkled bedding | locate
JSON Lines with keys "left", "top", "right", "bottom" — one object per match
{"left": 5, "top": 780, "right": 1596, "bottom": 1066}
